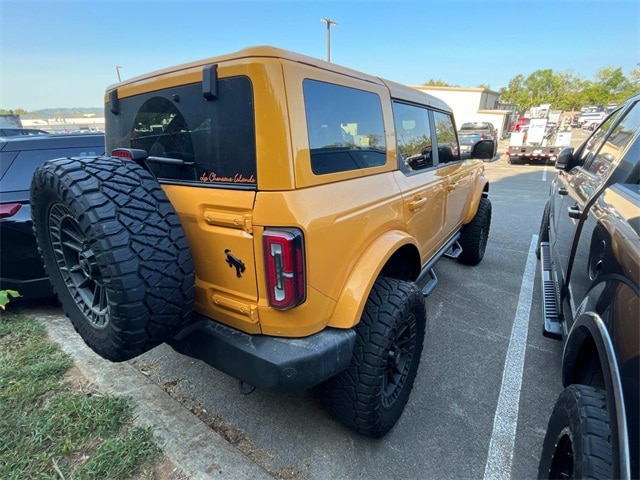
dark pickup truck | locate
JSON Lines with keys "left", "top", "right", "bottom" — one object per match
{"left": 537, "top": 93, "right": 639, "bottom": 479}
{"left": 457, "top": 122, "right": 497, "bottom": 159}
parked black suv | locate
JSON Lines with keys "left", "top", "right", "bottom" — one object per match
{"left": 0, "top": 128, "right": 49, "bottom": 137}
{"left": 537, "top": 94, "right": 639, "bottom": 479}
{"left": 0, "top": 133, "right": 104, "bottom": 298}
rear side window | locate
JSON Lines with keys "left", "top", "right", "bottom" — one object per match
{"left": 433, "top": 111, "right": 460, "bottom": 165}
{"left": 0, "top": 146, "right": 102, "bottom": 192}
{"left": 303, "top": 79, "right": 386, "bottom": 175}
{"left": 392, "top": 101, "right": 434, "bottom": 172}
{"left": 106, "top": 76, "right": 257, "bottom": 188}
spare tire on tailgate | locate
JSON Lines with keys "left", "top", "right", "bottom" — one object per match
{"left": 30, "top": 156, "right": 195, "bottom": 361}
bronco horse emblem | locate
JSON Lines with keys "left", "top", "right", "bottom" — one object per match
{"left": 224, "top": 249, "right": 246, "bottom": 278}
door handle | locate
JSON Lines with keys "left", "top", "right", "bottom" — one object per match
{"left": 567, "top": 205, "right": 582, "bottom": 219}
{"left": 558, "top": 187, "right": 568, "bottom": 196}
{"left": 446, "top": 183, "right": 459, "bottom": 192}
{"left": 408, "top": 197, "right": 428, "bottom": 211}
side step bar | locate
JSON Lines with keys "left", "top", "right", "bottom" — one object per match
{"left": 421, "top": 269, "right": 438, "bottom": 296}
{"left": 443, "top": 241, "right": 462, "bottom": 259}
{"left": 539, "top": 241, "right": 562, "bottom": 339}
{"left": 416, "top": 232, "right": 461, "bottom": 297}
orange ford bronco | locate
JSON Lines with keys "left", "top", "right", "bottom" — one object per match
{"left": 31, "top": 46, "right": 493, "bottom": 437}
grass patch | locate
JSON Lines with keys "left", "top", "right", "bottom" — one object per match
{"left": 0, "top": 313, "right": 162, "bottom": 479}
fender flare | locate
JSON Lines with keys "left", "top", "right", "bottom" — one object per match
{"left": 462, "top": 175, "right": 489, "bottom": 225}
{"left": 327, "top": 230, "right": 419, "bottom": 329}
{"left": 562, "top": 311, "right": 631, "bottom": 479}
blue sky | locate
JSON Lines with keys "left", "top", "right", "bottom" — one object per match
{"left": 1, "top": 0, "right": 638, "bottom": 111}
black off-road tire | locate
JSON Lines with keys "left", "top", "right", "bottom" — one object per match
{"left": 458, "top": 197, "right": 492, "bottom": 266}
{"left": 320, "top": 277, "right": 426, "bottom": 438}
{"left": 536, "top": 202, "right": 551, "bottom": 259}
{"left": 31, "top": 156, "right": 195, "bottom": 362}
{"left": 538, "top": 385, "right": 614, "bottom": 479}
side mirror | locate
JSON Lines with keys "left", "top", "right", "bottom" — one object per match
{"left": 471, "top": 139, "right": 495, "bottom": 160}
{"left": 555, "top": 147, "right": 575, "bottom": 171}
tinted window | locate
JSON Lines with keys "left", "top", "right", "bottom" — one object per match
{"left": 586, "top": 101, "right": 640, "bottom": 182}
{"left": 0, "top": 151, "right": 18, "bottom": 181}
{"left": 393, "top": 101, "right": 433, "bottom": 172}
{"left": 106, "top": 76, "right": 257, "bottom": 188}
{"left": 0, "top": 146, "right": 102, "bottom": 192}
{"left": 0, "top": 128, "right": 49, "bottom": 136}
{"left": 577, "top": 107, "right": 627, "bottom": 166}
{"left": 433, "top": 111, "right": 460, "bottom": 164}
{"left": 303, "top": 79, "right": 386, "bottom": 175}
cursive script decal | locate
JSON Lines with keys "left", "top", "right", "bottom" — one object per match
{"left": 200, "top": 171, "right": 256, "bottom": 184}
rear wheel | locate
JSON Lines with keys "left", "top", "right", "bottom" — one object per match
{"left": 458, "top": 197, "right": 492, "bottom": 266}
{"left": 538, "top": 385, "right": 614, "bottom": 479}
{"left": 321, "top": 277, "right": 426, "bottom": 437}
{"left": 31, "top": 156, "right": 195, "bottom": 361}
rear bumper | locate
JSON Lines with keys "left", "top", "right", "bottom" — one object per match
{"left": 168, "top": 313, "right": 356, "bottom": 393}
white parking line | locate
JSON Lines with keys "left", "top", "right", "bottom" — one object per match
{"left": 542, "top": 166, "right": 547, "bottom": 182}
{"left": 483, "top": 235, "right": 538, "bottom": 480}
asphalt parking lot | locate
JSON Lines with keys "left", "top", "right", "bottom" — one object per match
{"left": 19, "top": 129, "right": 590, "bottom": 480}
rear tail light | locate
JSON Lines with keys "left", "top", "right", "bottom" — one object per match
{"left": 263, "top": 228, "right": 306, "bottom": 310}
{"left": 480, "top": 134, "right": 486, "bottom": 140}
{"left": 0, "top": 203, "right": 21, "bottom": 219}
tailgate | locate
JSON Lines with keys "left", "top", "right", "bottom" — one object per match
{"left": 161, "top": 184, "right": 260, "bottom": 332}
{"left": 458, "top": 133, "right": 481, "bottom": 145}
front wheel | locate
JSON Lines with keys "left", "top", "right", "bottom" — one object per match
{"left": 538, "top": 385, "right": 614, "bottom": 479}
{"left": 458, "top": 197, "right": 492, "bottom": 266}
{"left": 320, "top": 277, "right": 426, "bottom": 437}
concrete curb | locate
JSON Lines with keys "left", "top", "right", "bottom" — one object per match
{"left": 38, "top": 312, "right": 274, "bottom": 480}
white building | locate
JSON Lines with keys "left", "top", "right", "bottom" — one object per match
{"left": 412, "top": 86, "right": 513, "bottom": 139}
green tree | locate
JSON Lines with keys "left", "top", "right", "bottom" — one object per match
{"left": 422, "top": 79, "right": 459, "bottom": 87}
{"left": 500, "top": 67, "right": 639, "bottom": 112}
{"left": 594, "top": 66, "right": 639, "bottom": 103}
{"left": 500, "top": 74, "right": 529, "bottom": 108}
{"left": 0, "top": 108, "right": 28, "bottom": 115}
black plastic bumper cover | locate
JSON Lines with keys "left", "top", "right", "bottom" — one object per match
{"left": 168, "top": 313, "right": 356, "bottom": 393}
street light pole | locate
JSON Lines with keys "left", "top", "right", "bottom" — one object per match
{"left": 320, "top": 18, "right": 337, "bottom": 62}
{"left": 116, "top": 65, "right": 122, "bottom": 82}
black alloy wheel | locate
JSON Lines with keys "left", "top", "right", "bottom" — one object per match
{"left": 49, "top": 202, "right": 109, "bottom": 329}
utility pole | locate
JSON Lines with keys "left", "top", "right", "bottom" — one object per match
{"left": 320, "top": 18, "right": 337, "bottom": 62}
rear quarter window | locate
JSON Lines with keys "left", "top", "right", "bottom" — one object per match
{"left": 303, "top": 79, "right": 386, "bottom": 175}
